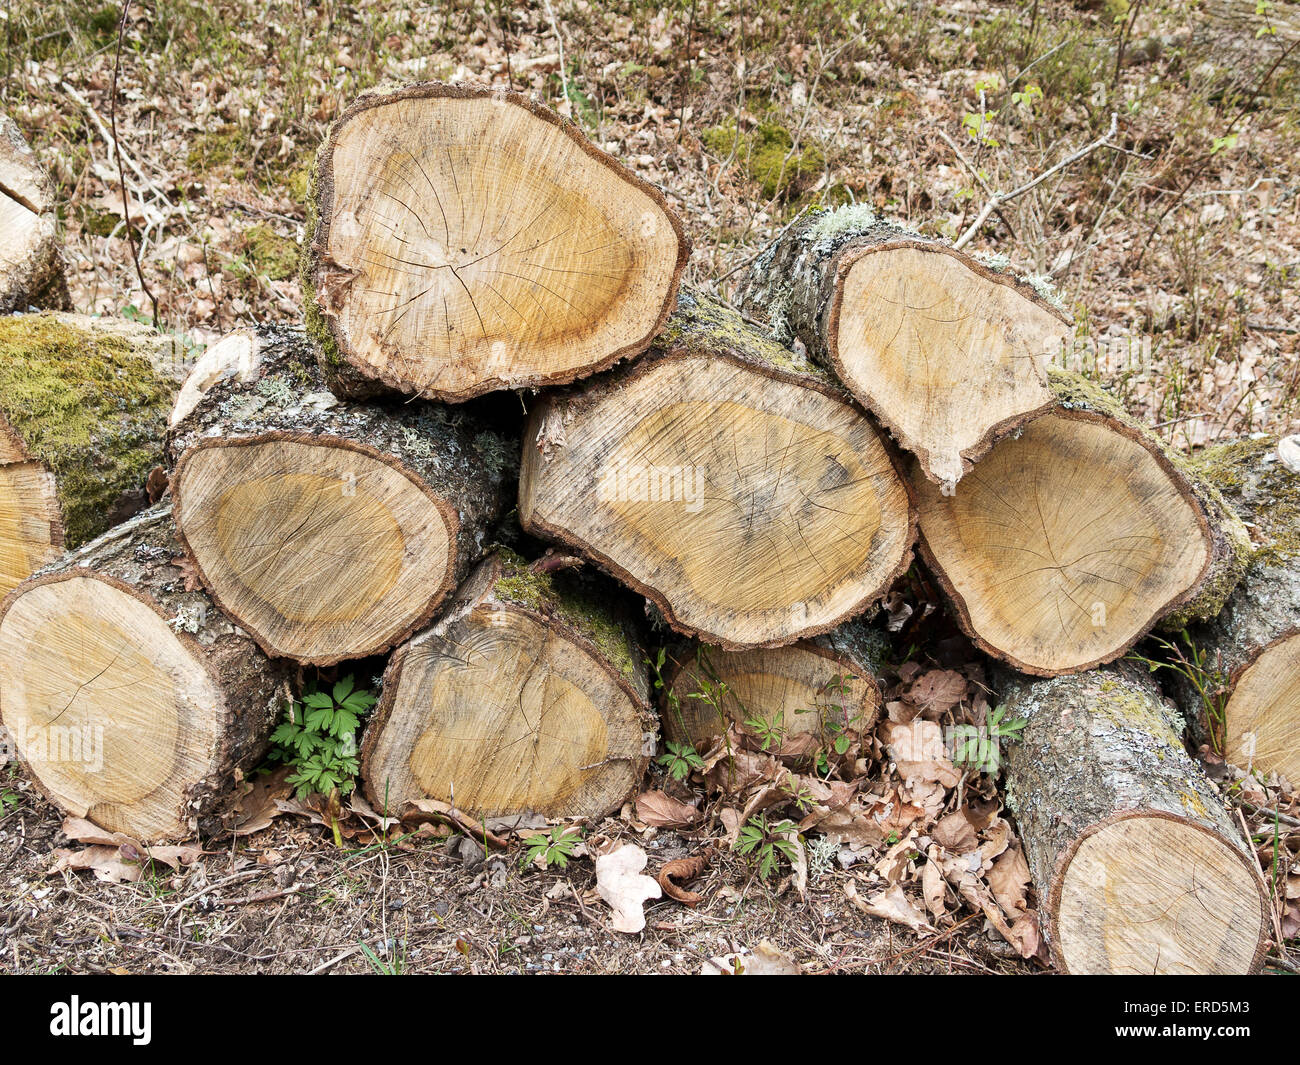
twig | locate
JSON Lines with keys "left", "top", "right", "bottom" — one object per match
{"left": 952, "top": 113, "right": 1120, "bottom": 251}
{"left": 109, "top": 1, "right": 158, "bottom": 326}
{"left": 935, "top": 128, "right": 1018, "bottom": 242}
{"left": 542, "top": 0, "right": 569, "bottom": 115}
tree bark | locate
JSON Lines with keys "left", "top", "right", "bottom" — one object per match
{"left": 0, "top": 504, "right": 293, "bottom": 842}
{"left": 361, "top": 550, "right": 653, "bottom": 820}
{"left": 303, "top": 81, "right": 689, "bottom": 403}
{"left": 0, "top": 114, "right": 67, "bottom": 314}
{"left": 1164, "top": 435, "right": 1300, "bottom": 783}
{"left": 0, "top": 312, "right": 185, "bottom": 598}
{"left": 1000, "top": 663, "right": 1269, "bottom": 974}
{"left": 736, "top": 206, "right": 1070, "bottom": 490}
{"left": 910, "top": 373, "right": 1251, "bottom": 676}
{"left": 658, "top": 617, "right": 887, "bottom": 760}
{"left": 519, "top": 290, "right": 915, "bottom": 650}
{"left": 168, "top": 324, "right": 514, "bottom": 665}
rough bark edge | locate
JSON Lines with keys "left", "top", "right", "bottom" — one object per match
{"left": 916, "top": 407, "right": 1216, "bottom": 677}
{"left": 171, "top": 432, "right": 462, "bottom": 666}
{"left": 359, "top": 553, "right": 654, "bottom": 819}
{"left": 305, "top": 80, "right": 692, "bottom": 402}
{"left": 0, "top": 570, "right": 286, "bottom": 843}
{"left": 520, "top": 347, "right": 918, "bottom": 651}
{"left": 824, "top": 237, "right": 1069, "bottom": 484}
{"left": 1044, "top": 808, "right": 1270, "bottom": 975}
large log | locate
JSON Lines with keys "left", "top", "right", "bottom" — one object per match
{"left": 1166, "top": 435, "right": 1300, "bottom": 783}
{"left": 519, "top": 291, "right": 915, "bottom": 649}
{"left": 0, "top": 505, "right": 293, "bottom": 842}
{"left": 911, "top": 373, "right": 1251, "bottom": 676}
{"left": 736, "top": 206, "right": 1070, "bottom": 490}
{"left": 0, "top": 312, "right": 184, "bottom": 598}
{"left": 168, "top": 324, "right": 514, "bottom": 665}
{"left": 1001, "top": 664, "right": 1270, "bottom": 974}
{"left": 658, "top": 618, "right": 886, "bottom": 759}
{"left": 361, "top": 551, "right": 652, "bottom": 819}
{"left": 303, "top": 82, "right": 689, "bottom": 402}
{"left": 0, "top": 114, "right": 66, "bottom": 314}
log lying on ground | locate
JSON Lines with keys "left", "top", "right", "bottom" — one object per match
{"left": 519, "top": 292, "right": 915, "bottom": 649}
{"left": 168, "top": 328, "right": 260, "bottom": 429}
{"left": 1165, "top": 435, "right": 1300, "bottom": 782}
{"left": 168, "top": 325, "right": 514, "bottom": 665}
{"left": 304, "top": 82, "right": 689, "bottom": 402}
{"left": 0, "top": 312, "right": 185, "bottom": 598}
{"left": 737, "top": 205, "right": 1070, "bottom": 490}
{"left": 0, "top": 505, "right": 293, "bottom": 842}
{"left": 361, "top": 551, "right": 652, "bottom": 819}
{"left": 659, "top": 618, "right": 886, "bottom": 755}
{"left": 0, "top": 114, "right": 67, "bottom": 314}
{"left": 1001, "top": 664, "right": 1269, "bottom": 974}
{"left": 912, "top": 373, "right": 1251, "bottom": 676}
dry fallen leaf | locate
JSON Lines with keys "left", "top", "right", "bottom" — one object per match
{"left": 846, "top": 880, "right": 936, "bottom": 934}
{"left": 701, "top": 940, "right": 801, "bottom": 975}
{"left": 596, "top": 843, "right": 662, "bottom": 933}
{"left": 908, "top": 669, "right": 967, "bottom": 717}
{"left": 657, "top": 849, "right": 711, "bottom": 906}
{"left": 635, "top": 790, "right": 700, "bottom": 828}
{"left": 988, "top": 845, "right": 1032, "bottom": 916}
{"left": 932, "top": 810, "right": 979, "bottom": 853}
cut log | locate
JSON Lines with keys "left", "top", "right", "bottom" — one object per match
{"left": 0, "top": 505, "right": 293, "bottom": 842}
{"left": 737, "top": 205, "right": 1070, "bottom": 490}
{"left": 168, "top": 324, "right": 514, "bottom": 665}
{"left": 1165, "top": 435, "right": 1300, "bottom": 782}
{"left": 519, "top": 292, "right": 915, "bottom": 649}
{"left": 1001, "top": 664, "right": 1269, "bottom": 974}
{"left": 361, "top": 551, "right": 652, "bottom": 819}
{"left": 659, "top": 619, "right": 886, "bottom": 757}
{"left": 912, "top": 374, "right": 1251, "bottom": 676}
{"left": 168, "top": 328, "right": 260, "bottom": 429}
{"left": 0, "top": 312, "right": 185, "bottom": 598}
{"left": 0, "top": 114, "right": 67, "bottom": 314}
{"left": 304, "top": 82, "right": 689, "bottom": 402}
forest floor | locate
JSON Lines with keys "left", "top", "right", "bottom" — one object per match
{"left": 1, "top": 0, "right": 1298, "bottom": 974}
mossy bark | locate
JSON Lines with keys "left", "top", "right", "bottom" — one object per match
{"left": 999, "top": 662, "right": 1268, "bottom": 974}
{"left": 1160, "top": 436, "right": 1300, "bottom": 758}
{"left": 0, "top": 312, "right": 183, "bottom": 549}
{"left": 1047, "top": 369, "right": 1252, "bottom": 628}
{"left": 2, "top": 504, "right": 294, "bottom": 841}
{"left": 360, "top": 549, "right": 654, "bottom": 819}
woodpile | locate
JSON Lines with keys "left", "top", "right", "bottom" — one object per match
{"left": 0, "top": 83, "right": 1288, "bottom": 974}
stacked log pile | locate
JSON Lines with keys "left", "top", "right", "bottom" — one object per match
{"left": 0, "top": 84, "right": 1290, "bottom": 974}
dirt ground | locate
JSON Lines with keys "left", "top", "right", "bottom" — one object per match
{"left": 2, "top": 0, "right": 1299, "bottom": 974}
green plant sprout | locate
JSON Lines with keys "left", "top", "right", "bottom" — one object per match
{"left": 522, "top": 825, "right": 583, "bottom": 870}
{"left": 269, "top": 675, "right": 377, "bottom": 799}
{"left": 735, "top": 814, "right": 799, "bottom": 880}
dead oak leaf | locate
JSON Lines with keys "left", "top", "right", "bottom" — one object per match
{"left": 635, "top": 789, "right": 699, "bottom": 829}
{"left": 657, "top": 850, "right": 711, "bottom": 906}
{"left": 596, "top": 843, "right": 662, "bottom": 933}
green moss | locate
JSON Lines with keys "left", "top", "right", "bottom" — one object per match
{"left": 1186, "top": 436, "right": 1300, "bottom": 569}
{"left": 1047, "top": 367, "right": 1130, "bottom": 419}
{"left": 239, "top": 223, "right": 299, "bottom": 281}
{"left": 492, "top": 548, "right": 642, "bottom": 683}
{"left": 659, "top": 292, "right": 836, "bottom": 385}
{"left": 0, "top": 315, "right": 173, "bottom": 547}
{"left": 702, "top": 120, "right": 824, "bottom": 201}
{"left": 1094, "top": 677, "right": 1177, "bottom": 735}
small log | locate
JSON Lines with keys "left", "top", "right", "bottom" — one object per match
{"left": 1001, "top": 664, "right": 1269, "bottom": 974}
{"left": 0, "top": 114, "right": 67, "bottom": 314}
{"left": 0, "top": 505, "right": 293, "bottom": 842}
{"left": 168, "top": 325, "right": 514, "bottom": 665}
{"left": 912, "top": 373, "right": 1251, "bottom": 676}
{"left": 519, "top": 291, "right": 915, "bottom": 649}
{"left": 361, "top": 551, "right": 652, "bottom": 819}
{"left": 658, "top": 618, "right": 886, "bottom": 756}
{"left": 737, "top": 206, "right": 1070, "bottom": 490}
{"left": 0, "top": 312, "right": 185, "bottom": 597}
{"left": 1167, "top": 435, "right": 1300, "bottom": 782}
{"left": 304, "top": 82, "right": 689, "bottom": 402}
